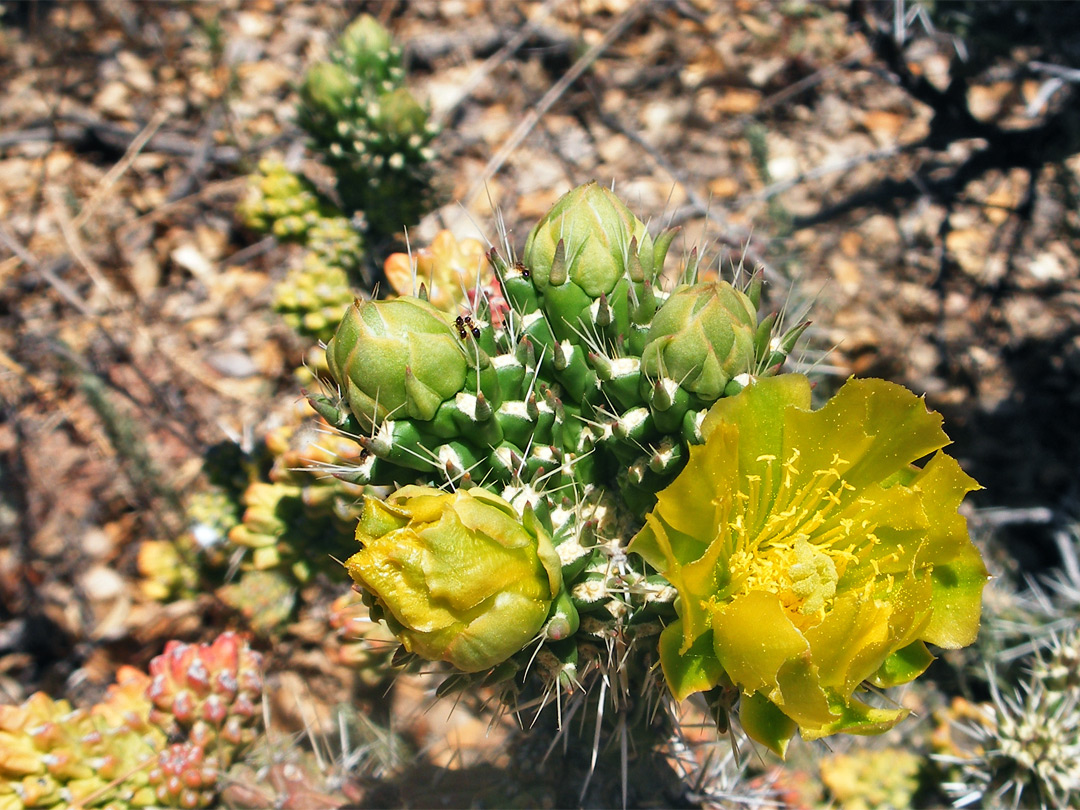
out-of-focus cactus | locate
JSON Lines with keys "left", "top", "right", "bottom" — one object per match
{"left": 820, "top": 748, "right": 922, "bottom": 810}
{"left": 218, "top": 569, "right": 298, "bottom": 637}
{"left": 273, "top": 254, "right": 356, "bottom": 344}
{"left": 225, "top": 420, "right": 362, "bottom": 585}
{"left": 146, "top": 743, "right": 219, "bottom": 810}
{"left": 146, "top": 633, "right": 263, "bottom": 769}
{"left": 337, "top": 14, "right": 402, "bottom": 87}
{"left": 384, "top": 230, "right": 491, "bottom": 314}
{"left": 934, "top": 632, "right": 1080, "bottom": 809}
{"left": 328, "top": 591, "right": 399, "bottom": 686}
{"left": 224, "top": 421, "right": 363, "bottom": 579}
{"left": 296, "top": 14, "right": 437, "bottom": 241}
{"left": 0, "top": 635, "right": 268, "bottom": 810}
{"left": 139, "top": 538, "right": 201, "bottom": 602}
{"left": 139, "top": 489, "right": 240, "bottom": 601}
{"left": 220, "top": 754, "right": 362, "bottom": 810}
{"left": 0, "top": 690, "right": 161, "bottom": 810}
{"left": 238, "top": 160, "right": 339, "bottom": 243}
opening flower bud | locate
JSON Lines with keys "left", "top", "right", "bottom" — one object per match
{"left": 346, "top": 486, "right": 565, "bottom": 672}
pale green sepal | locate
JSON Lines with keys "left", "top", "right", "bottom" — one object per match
{"left": 800, "top": 692, "right": 909, "bottom": 741}
{"left": 659, "top": 621, "right": 724, "bottom": 702}
{"left": 869, "top": 640, "right": 935, "bottom": 688}
{"left": 739, "top": 691, "right": 798, "bottom": 759}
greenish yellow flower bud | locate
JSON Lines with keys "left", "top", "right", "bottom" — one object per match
{"left": 299, "top": 61, "right": 354, "bottom": 120}
{"left": 523, "top": 181, "right": 656, "bottom": 298}
{"left": 326, "top": 298, "right": 468, "bottom": 427}
{"left": 639, "top": 281, "right": 759, "bottom": 400}
{"left": 345, "top": 486, "right": 564, "bottom": 672}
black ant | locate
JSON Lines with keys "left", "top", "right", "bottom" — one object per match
{"left": 514, "top": 261, "right": 530, "bottom": 279}
{"left": 456, "top": 313, "right": 481, "bottom": 341}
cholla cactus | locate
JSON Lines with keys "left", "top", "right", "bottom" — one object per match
{"left": 936, "top": 632, "right": 1080, "bottom": 809}
{"left": 0, "top": 691, "right": 161, "bottom": 810}
{"left": 146, "top": 633, "right": 263, "bottom": 768}
{"left": 274, "top": 253, "right": 356, "bottom": 344}
{"left": 328, "top": 591, "right": 399, "bottom": 686}
{"left": 237, "top": 159, "right": 338, "bottom": 243}
{"left": 0, "top": 634, "right": 266, "bottom": 810}
{"left": 297, "top": 14, "right": 436, "bottom": 241}
{"left": 820, "top": 747, "right": 922, "bottom": 810}
{"left": 225, "top": 422, "right": 363, "bottom": 581}
{"left": 145, "top": 743, "right": 219, "bottom": 810}
{"left": 138, "top": 489, "right": 240, "bottom": 602}
{"left": 305, "top": 182, "right": 986, "bottom": 802}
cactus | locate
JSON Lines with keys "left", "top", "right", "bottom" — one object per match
{"left": 303, "top": 180, "right": 986, "bottom": 804}
{"left": 222, "top": 421, "right": 364, "bottom": 592}
{"left": 820, "top": 748, "right": 922, "bottom": 810}
{"left": 138, "top": 489, "right": 240, "bottom": 602}
{"left": 0, "top": 691, "right": 161, "bottom": 810}
{"left": 237, "top": 160, "right": 339, "bottom": 243}
{"left": 146, "top": 633, "right": 264, "bottom": 769}
{"left": 145, "top": 743, "right": 219, "bottom": 809}
{"left": 303, "top": 182, "right": 805, "bottom": 792}
{"left": 327, "top": 591, "right": 399, "bottom": 687}
{"left": 296, "top": 14, "right": 436, "bottom": 241}
{"left": 934, "top": 630, "right": 1080, "bottom": 809}
{"left": 0, "top": 634, "right": 264, "bottom": 810}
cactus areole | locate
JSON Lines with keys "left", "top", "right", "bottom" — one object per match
{"left": 312, "top": 181, "right": 984, "bottom": 753}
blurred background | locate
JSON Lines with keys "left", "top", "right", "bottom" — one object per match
{"left": 1, "top": 1, "right": 1079, "bottom": 807}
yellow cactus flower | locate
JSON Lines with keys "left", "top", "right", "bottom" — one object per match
{"left": 630, "top": 374, "right": 988, "bottom": 756}
{"left": 346, "top": 486, "right": 566, "bottom": 673}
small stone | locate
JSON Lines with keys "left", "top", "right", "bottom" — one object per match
{"left": 207, "top": 351, "right": 259, "bottom": 379}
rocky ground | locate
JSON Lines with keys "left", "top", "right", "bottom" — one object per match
{"left": 1, "top": 0, "right": 1079, "bottom": 806}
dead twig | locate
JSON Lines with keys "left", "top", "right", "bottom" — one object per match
{"left": 0, "top": 113, "right": 245, "bottom": 163}
{"left": 50, "top": 187, "right": 118, "bottom": 307}
{"left": 0, "top": 222, "right": 94, "bottom": 317}
{"left": 73, "top": 110, "right": 169, "bottom": 230}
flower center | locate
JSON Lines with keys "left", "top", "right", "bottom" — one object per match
{"left": 718, "top": 448, "right": 875, "bottom": 627}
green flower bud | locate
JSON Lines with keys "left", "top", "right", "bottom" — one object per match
{"left": 300, "top": 61, "right": 354, "bottom": 120}
{"left": 639, "top": 281, "right": 759, "bottom": 400}
{"left": 326, "top": 298, "right": 468, "bottom": 427}
{"left": 339, "top": 14, "right": 397, "bottom": 78}
{"left": 346, "top": 486, "right": 564, "bottom": 672}
{"left": 523, "top": 181, "right": 656, "bottom": 298}
{"left": 374, "top": 87, "right": 428, "bottom": 138}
